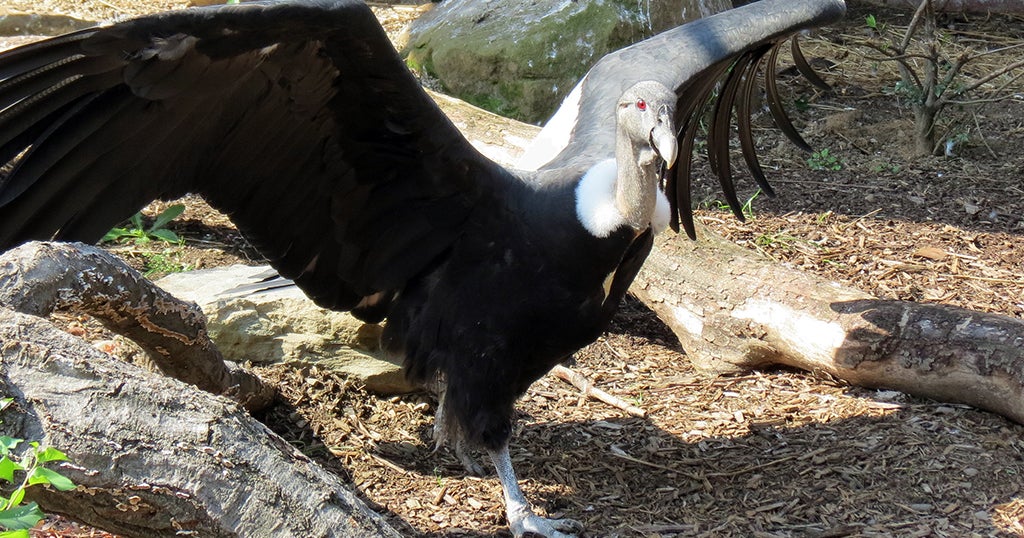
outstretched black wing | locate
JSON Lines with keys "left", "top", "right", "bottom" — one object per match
{"left": 0, "top": 0, "right": 513, "bottom": 311}
{"left": 531, "top": 0, "right": 845, "bottom": 239}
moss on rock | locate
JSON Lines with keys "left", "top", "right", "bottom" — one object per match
{"left": 405, "top": 0, "right": 651, "bottom": 124}
{"left": 404, "top": 0, "right": 732, "bottom": 124}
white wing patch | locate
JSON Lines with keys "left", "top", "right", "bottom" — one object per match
{"left": 517, "top": 79, "right": 584, "bottom": 171}
{"left": 575, "top": 159, "right": 624, "bottom": 237}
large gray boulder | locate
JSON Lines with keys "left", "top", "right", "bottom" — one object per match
{"left": 0, "top": 8, "right": 94, "bottom": 36}
{"left": 157, "top": 265, "right": 415, "bottom": 394}
{"left": 404, "top": 0, "right": 732, "bottom": 124}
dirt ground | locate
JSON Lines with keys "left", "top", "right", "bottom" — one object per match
{"left": 4, "top": 1, "right": 1024, "bottom": 537}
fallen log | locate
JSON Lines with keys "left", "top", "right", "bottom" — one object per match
{"left": 0, "top": 306, "right": 401, "bottom": 538}
{"left": 0, "top": 241, "right": 273, "bottom": 411}
{"left": 632, "top": 223, "right": 1024, "bottom": 424}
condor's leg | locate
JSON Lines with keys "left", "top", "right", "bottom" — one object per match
{"left": 488, "top": 444, "right": 583, "bottom": 538}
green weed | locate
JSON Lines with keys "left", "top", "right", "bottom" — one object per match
{"left": 141, "top": 251, "right": 193, "bottom": 277}
{"left": 102, "top": 204, "right": 186, "bottom": 245}
{"left": 807, "top": 148, "right": 842, "bottom": 171}
{"left": 754, "top": 232, "right": 800, "bottom": 249}
{"left": 0, "top": 398, "right": 76, "bottom": 538}
{"left": 871, "top": 162, "right": 901, "bottom": 174}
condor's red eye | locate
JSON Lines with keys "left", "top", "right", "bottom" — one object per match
{"left": 635, "top": 99, "right": 647, "bottom": 111}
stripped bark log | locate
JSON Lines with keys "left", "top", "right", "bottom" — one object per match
{"left": 0, "top": 307, "right": 401, "bottom": 538}
{"left": 0, "top": 241, "right": 273, "bottom": 411}
{"left": 632, "top": 223, "right": 1024, "bottom": 424}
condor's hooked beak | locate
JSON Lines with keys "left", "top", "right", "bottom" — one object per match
{"left": 650, "top": 105, "right": 678, "bottom": 169}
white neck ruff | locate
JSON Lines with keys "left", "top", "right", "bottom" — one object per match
{"left": 575, "top": 159, "right": 670, "bottom": 238}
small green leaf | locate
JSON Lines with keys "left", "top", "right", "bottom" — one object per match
{"left": 149, "top": 229, "right": 180, "bottom": 244}
{"left": 6, "top": 488, "right": 24, "bottom": 510}
{"left": 150, "top": 204, "right": 185, "bottom": 232}
{"left": 0, "top": 457, "right": 22, "bottom": 482}
{"left": 33, "top": 447, "right": 67, "bottom": 465}
{"left": 865, "top": 14, "right": 877, "bottom": 29}
{"left": 0, "top": 399, "right": 12, "bottom": 413}
{"left": 101, "top": 227, "right": 130, "bottom": 243}
{"left": 129, "top": 212, "right": 144, "bottom": 230}
{"left": 28, "top": 467, "right": 75, "bottom": 491}
{"left": 0, "top": 529, "right": 31, "bottom": 538}
{"left": 0, "top": 438, "right": 20, "bottom": 458}
{"left": 0, "top": 502, "right": 44, "bottom": 531}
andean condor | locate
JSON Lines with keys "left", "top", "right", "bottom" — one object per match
{"left": 0, "top": 0, "right": 845, "bottom": 535}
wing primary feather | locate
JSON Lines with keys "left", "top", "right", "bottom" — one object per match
{"left": 0, "top": 70, "right": 123, "bottom": 163}
{"left": 710, "top": 52, "right": 758, "bottom": 222}
{"left": 0, "top": 54, "right": 122, "bottom": 111}
{"left": 0, "top": 90, "right": 107, "bottom": 207}
{"left": 0, "top": 92, "right": 173, "bottom": 245}
{"left": 0, "top": 30, "right": 96, "bottom": 80}
{"left": 675, "top": 115, "right": 700, "bottom": 240}
{"left": 667, "top": 62, "right": 731, "bottom": 238}
{"left": 764, "top": 43, "right": 813, "bottom": 153}
{"left": 790, "top": 36, "right": 831, "bottom": 91}
{"left": 736, "top": 47, "right": 776, "bottom": 197}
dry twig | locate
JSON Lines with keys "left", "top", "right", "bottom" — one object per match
{"left": 551, "top": 364, "right": 646, "bottom": 417}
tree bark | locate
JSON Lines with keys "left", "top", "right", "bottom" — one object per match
{"left": 0, "top": 306, "right": 401, "bottom": 538}
{"left": 0, "top": 241, "right": 273, "bottom": 411}
{"left": 632, "top": 224, "right": 1024, "bottom": 424}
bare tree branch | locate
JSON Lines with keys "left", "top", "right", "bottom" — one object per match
{"left": 0, "top": 241, "right": 274, "bottom": 411}
{"left": 551, "top": 365, "right": 647, "bottom": 417}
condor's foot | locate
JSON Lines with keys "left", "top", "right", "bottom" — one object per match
{"left": 508, "top": 510, "right": 583, "bottom": 538}
{"left": 489, "top": 445, "right": 584, "bottom": 538}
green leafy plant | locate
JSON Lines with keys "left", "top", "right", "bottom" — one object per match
{"left": 102, "top": 204, "right": 186, "bottom": 245}
{"left": 871, "top": 161, "right": 901, "bottom": 174}
{"left": 864, "top": 14, "right": 887, "bottom": 34}
{"left": 0, "top": 399, "right": 76, "bottom": 538}
{"left": 807, "top": 148, "right": 842, "bottom": 171}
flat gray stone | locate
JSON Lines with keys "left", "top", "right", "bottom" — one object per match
{"left": 157, "top": 265, "right": 415, "bottom": 394}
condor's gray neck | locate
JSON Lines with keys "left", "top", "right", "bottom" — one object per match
{"left": 614, "top": 128, "right": 659, "bottom": 232}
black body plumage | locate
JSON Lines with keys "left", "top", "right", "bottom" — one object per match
{"left": 390, "top": 179, "right": 654, "bottom": 447}
{"left": 0, "top": 0, "right": 845, "bottom": 534}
